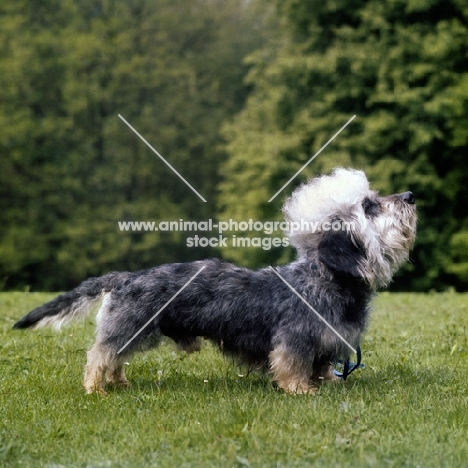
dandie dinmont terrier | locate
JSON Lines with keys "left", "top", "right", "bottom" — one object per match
{"left": 14, "top": 168, "right": 416, "bottom": 394}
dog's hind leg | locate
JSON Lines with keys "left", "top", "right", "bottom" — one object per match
{"left": 269, "top": 344, "right": 317, "bottom": 394}
{"left": 105, "top": 359, "right": 130, "bottom": 388}
{"left": 83, "top": 343, "right": 122, "bottom": 395}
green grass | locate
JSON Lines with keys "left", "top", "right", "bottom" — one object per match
{"left": 1, "top": 292, "right": 468, "bottom": 467}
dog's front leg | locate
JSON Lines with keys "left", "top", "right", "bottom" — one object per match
{"left": 269, "top": 344, "right": 317, "bottom": 394}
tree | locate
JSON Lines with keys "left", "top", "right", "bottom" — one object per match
{"left": 0, "top": 0, "right": 263, "bottom": 290}
{"left": 219, "top": 0, "right": 468, "bottom": 291}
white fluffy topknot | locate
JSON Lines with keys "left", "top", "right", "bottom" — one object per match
{"left": 283, "top": 167, "right": 370, "bottom": 227}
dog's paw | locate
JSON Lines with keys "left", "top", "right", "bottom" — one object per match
{"left": 85, "top": 387, "right": 108, "bottom": 396}
{"left": 280, "top": 381, "right": 318, "bottom": 395}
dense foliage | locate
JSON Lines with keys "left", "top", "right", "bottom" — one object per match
{"left": 0, "top": 0, "right": 265, "bottom": 290}
{"left": 1, "top": 0, "right": 467, "bottom": 291}
{"left": 220, "top": 0, "right": 468, "bottom": 291}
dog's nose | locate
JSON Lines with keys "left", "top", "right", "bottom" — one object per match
{"left": 399, "top": 191, "right": 415, "bottom": 204}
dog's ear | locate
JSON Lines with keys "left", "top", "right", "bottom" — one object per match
{"left": 317, "top": 228, "right": 365, "bottom": 278}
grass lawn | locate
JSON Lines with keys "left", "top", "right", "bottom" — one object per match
{"left": 1, "top": 291, "right": 468, "bottom": 467}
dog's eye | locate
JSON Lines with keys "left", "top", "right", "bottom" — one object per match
{"left": 362, "top": 198, "right": 380, "bottom": 217}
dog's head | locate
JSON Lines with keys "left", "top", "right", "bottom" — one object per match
{"left": 283, "top": 168, "right": 417, "bottom": 289}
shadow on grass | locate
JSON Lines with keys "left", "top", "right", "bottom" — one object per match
{"left": 106, "top": 371, "right": 275, "bottom": 396}
{"left": 98, "top": 365, "right": 452, "bottom": 397}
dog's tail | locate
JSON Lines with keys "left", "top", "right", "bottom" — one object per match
{"left": 13, "top": 272, "right": 126, "bottom": 331}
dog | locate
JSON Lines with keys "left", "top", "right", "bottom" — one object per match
{"left": 13, "top": 168, "right": 417, "bottom": 394}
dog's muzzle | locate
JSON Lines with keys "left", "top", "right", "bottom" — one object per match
{"left": 398, "top": 191, "right": 415, "bottom": 204}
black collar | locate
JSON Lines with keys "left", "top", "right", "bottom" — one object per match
{"left": 334, "top": 345, "right": 363, "bottom": 380}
